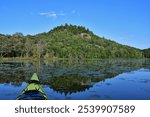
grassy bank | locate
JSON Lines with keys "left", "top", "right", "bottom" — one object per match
{"left": 0, "top": 57, "right": 79, "bottom": 61}
{"left": 0, "top": 57, "right": 37, "bottom": 61}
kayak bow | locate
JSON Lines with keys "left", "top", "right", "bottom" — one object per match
{"left": 17, "top": 73, "right": 48, "bottom": 100}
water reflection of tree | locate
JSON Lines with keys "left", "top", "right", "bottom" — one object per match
{"left": 0, "top": 59, "right": 150, "bottom": 90}
{"left": 0, "top": 73, "right": 26, "bottom": 86}
{"left": 45, "top": 73, "right": 121, "bottom": 95}
{"left": 48, "top": 75, "right": 92, "bottom": 95}
{"left": 0, "top": 62, "right": 31, "bottom": 86}
{"left": 44, "top": 59, "right": 150, "bottom": 95}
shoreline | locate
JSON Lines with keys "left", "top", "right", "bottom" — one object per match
{"left": 0, "top": 57, "right": 148, "bottom": 62}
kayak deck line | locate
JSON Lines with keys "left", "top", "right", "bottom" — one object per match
{"left": 16, "top": 73, "right": 48, "bottom": 100}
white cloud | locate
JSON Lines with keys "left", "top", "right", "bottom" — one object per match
{"left": 71, "top": 10, "right": 80, "bottom": 16}
{"left": 39, "top": 10, "right": 80, "bottom": 19}
{"left": 39, "top": 12, "right": 65, "bottom": 18}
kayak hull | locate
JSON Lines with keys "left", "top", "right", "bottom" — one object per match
{"left": 17, "top": 73, "right": 48, "bottom": 100}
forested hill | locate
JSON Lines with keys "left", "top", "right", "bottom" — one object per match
{"left": 0, "top": 24, "right": 145, "bottom": 59}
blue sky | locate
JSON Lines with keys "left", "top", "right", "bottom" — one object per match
{"left": 0, "top": 0, "right": 149, "bottom": 49}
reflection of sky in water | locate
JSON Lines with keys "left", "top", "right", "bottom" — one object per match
{"left": 0, "top": 82, "right": 27, "bottom": 100}
{"left": 43, "top": 68, "right": 150, "bottom": 100}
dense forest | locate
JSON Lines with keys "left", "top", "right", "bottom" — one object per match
{"left": 0, "top": 24, "right": 148, "bottom": 59}
{"left": 143, "top": 48, "right": 150, "bottom": 58}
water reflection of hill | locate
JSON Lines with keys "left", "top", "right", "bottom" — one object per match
{"left": 0, "top": 59, "right": 150, "bottom": 93}
{"left": 46, "top": 73, "right": 121, "bottom": 95}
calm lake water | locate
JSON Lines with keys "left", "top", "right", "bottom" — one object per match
{"left": 0, "top": 59, "right": 150, "bottom": 100}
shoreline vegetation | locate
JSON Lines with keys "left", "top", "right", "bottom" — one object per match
{"left": 0, "top": 57, "right": 149, "bottom": 62}
{"left": 0, "top": 57, "right": 75, "bottom": 62}
{"left": 0, "top": 24, "right": 149, "bottom": 59}
{"left": 0, "top": 57, "right": 72, "bottom": 61}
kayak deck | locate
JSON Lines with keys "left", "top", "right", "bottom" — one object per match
{"left": 17, "top": 73, "right": 48, "bottom": 100}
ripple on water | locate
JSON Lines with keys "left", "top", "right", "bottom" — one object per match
{"left": 103, "top": 95, "right": 113, "bottom": 99}
{"left": 89, "top": 94, "right": 113, "bottom": 99}
{"left": 89, "top": 90, "right": 96, "bottom": 93}
{"left": 89, "top": 94, "right": 101, "bottom": 99}
{"left": 143, "top": 89, "right": 150, "bottom": 94}
{"left": 119, "top": 78, "right": 126, "bottom": 80}
{"left": 65, "top": 97, "right": 72, "bottom": 100}
{"left": 105, "top": 83, "right": 112, "bottom": 86}
{"left": 95, "top": 84, "right": 102, "bottom": 87}
{"left": 139, "top": 79, "right": 150, "bottom": 84}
